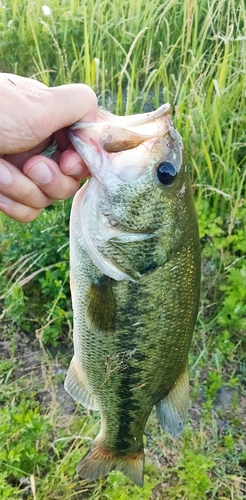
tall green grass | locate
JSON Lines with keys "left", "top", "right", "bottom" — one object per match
{"left": 0, "top": 0, "right": 245, "bottom": 499}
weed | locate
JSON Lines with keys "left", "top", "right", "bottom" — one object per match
{"left": 174, "top": 449, "right": 215, "bottom": 500}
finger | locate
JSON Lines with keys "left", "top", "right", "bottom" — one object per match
{"left": 0, "top": 80, "right": 97, "bottom": 154}
{"left": 49, "top": 84, "right": 98, "bottom": 133}
{"left": 0, "top": 194, "right": 41, "bottom": 222}
{"left": 0, "top": 159, "right": 51, "bottom": 209}
{"left": 59, "top": 149, "right": 90, "bottom": 179}
{"left": 3, "top": 138, "right": 50, "bottom": 169}
{"left": 23, "top": 155, "right": 81, "bottom": 199}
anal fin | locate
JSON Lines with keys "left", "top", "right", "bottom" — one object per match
{"left": 156, "top": 364, "right": 189, "bottom": 437}
{"left": 64, "top": 356, "right": 98, "bottom": 410}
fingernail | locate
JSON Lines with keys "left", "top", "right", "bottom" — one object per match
{"left": 0, "top": 193, "right": 13, "bottom": 205}
{"left": 28, "top": 161, "right": 53, "bottom": 185}
{"left": 0, "top": 163, "right": 12, "bottom": 185}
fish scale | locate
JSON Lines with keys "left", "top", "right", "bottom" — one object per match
{"left": 65, "top": 104, "right": 201, "bottom": 486}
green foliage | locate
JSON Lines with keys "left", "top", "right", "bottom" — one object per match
{"left": 205, "top": 371, "right": 223, "bottom": 399}
{"left": 0, "top": 200, "right": 72, "bottom": 345}
{"left": 3, "top": 283, "right": 27, "bottom": 325}
{"left": 0, "top": 401, "right": 52, "bottom": 476}
{"left": 223, "top": 433, "right": 235, "bottom": 453}
{"left": 0, "top": 472, "right": 18, "bottom": 500}
{"left": 174, "top": 449, "right": 215, "bottom": 500}
{"left": 197, "top": 200, "right": 246, "bottom": 365}
{"left": 95, "top": 467, "right": 159, "bottom": 500}
{"left": 218, "top": 266, "right": 246, "bottom": 333}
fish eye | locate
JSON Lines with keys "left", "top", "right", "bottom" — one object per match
{"left": 156, "top": 161, "right": 177, "bottom": 185}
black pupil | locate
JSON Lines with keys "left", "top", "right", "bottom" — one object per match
{"left": 157, "top": 161, "right": 177, "bottom": 185}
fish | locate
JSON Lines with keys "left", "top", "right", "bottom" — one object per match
{"left": 65, "top": 103, "right": 201, "bottom": 487}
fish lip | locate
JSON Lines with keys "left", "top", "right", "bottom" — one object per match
{"left": 71, "top": 122, "right": 98, "bottom": 131}
{"left": 68, "top": 129, "right": 103, "bottom": 175}
{"left": 71, "top": 103, "right": 172, "bottom": 131}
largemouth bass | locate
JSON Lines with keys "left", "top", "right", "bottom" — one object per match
{"left": 65, "top": 104, "right": 201, "bottom": 486}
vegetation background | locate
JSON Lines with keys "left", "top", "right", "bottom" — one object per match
{"left": 0, "top": 0, "right": 245, "bottom": 498}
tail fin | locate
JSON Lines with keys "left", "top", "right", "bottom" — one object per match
{"left": 77, "top": 441, "right": 144, "bottom": 486}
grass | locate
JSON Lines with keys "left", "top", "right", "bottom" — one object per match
{"left": 0, "top": 0, "right": 246, "bottom": 498}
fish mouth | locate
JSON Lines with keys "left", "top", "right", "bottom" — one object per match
{"left": 69, "top": 103, "right": 175, "bottom": 183}
{"left": 70, "top": 103, "right": 172, "bottom": 153}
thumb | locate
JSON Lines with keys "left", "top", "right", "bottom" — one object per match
{"left": 48, "top": 84, "right": 98, "bottom": 133}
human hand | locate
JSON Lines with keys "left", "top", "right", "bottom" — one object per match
{"left": 0, "top": 73, "right": 98, "bottom": 222}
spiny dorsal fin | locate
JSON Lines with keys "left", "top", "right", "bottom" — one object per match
{"left": 156, "top": 364, "right": 189, "bottom": 437}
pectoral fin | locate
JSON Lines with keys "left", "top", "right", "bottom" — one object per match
{"left": 85, "top": 277, "right": 116, "bottom": 333}
{"left": 156, "top": 365, "right": 189, "bottom": 437}
{"left": 64, "top": 356, "right": 98, "bottom": 410}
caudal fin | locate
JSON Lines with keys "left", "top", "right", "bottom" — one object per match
{"left": 77, "top": 441, "right": 144, "bottom": 486}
